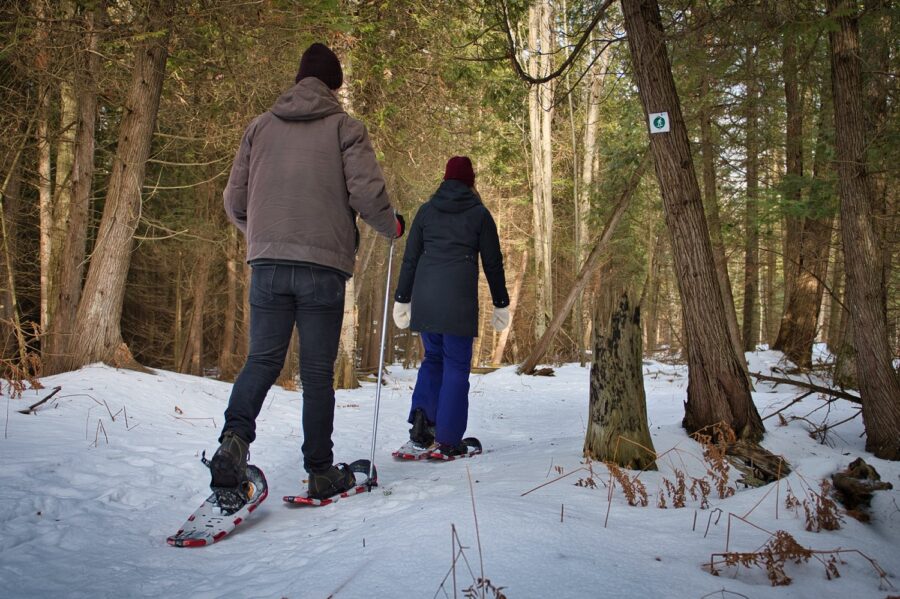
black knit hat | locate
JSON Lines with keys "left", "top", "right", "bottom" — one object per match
{"left": 295, "top": 43, "right": 343, "bottom": 89}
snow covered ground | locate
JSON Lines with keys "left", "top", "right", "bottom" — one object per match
{"left": 1, "top": 350, "right": 897, "bottom": 598}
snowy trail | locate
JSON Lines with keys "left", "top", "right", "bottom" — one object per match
{"left": 1, "top": 353, "right": 897, "bottom": 598}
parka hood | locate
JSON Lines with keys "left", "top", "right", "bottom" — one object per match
{"left": 270, "top": 77, "right": 344, "bottom": 121}
{"left": 430, "top": 179, "right": 482, "bottom": 213}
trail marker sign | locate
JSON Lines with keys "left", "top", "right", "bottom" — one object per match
{"left": 649, "top": 112, "right": 670, "bottom": 134}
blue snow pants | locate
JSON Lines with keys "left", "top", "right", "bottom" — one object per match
{"left": 408, "top": 332, "right": 474, "bottom": 445}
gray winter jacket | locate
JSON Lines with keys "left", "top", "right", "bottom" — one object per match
{"left": 224, "top": 77, "right": 397, "bottom": 275}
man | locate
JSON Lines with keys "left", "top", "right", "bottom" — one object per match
{"left": 212, "top": 43, "right": 403, "bottom": 507}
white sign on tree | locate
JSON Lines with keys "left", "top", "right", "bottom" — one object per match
{"left": 649, "top": 111, "right": 670, "bottom": 134}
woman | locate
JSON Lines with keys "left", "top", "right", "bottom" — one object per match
{"left": 392, "top": 156, "right": 510, "bottom": 459}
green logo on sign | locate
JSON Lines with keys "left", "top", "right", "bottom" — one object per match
{"left": 653, "top": 116, "right": 666, "bottom": 129}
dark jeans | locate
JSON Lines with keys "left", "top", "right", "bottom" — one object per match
{"left": 221, "top": 263, "right": 345, "bottom": 473}
{"left": 409, "top": 332, "right": 473, "bottom": 445}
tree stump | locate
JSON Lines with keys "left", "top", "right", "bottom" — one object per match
{"left": 583, "top": 292, "right": 657, "bottom": 470}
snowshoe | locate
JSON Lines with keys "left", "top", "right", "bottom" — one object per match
{"left": 428, "top": 437, "right": 482, "bottom": 461}
{"left": 283, "top": 459, "right": 376, "bottom": 507}
{"left": 392, "top": 439, "right": 434, "bottom": 460}
{"left": 167, "top": 461, "right": 268, "bottom": 547}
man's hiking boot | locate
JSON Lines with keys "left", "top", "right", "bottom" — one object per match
{"left": 209, "top": 431, "right": 250, "bottom": 511}
{"left": 308, "top": 463, "right": 357, "bottom": 500}
{"left": 409, "top": 408, "right": 435, "bottom": 448}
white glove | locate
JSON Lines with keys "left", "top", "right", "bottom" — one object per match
{"left": 491, "top": 306, "right": 510, "bottom": 331}
{"left": 393, "top": 302, "right": 411, "bottom": 329}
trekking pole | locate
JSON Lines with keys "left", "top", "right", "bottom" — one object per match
{"left": 367, "top": 236, "right": 395, "bottom": 489}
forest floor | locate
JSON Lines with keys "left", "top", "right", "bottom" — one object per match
{"left": 1, "top": 348, "right": 898, "bottom": 598}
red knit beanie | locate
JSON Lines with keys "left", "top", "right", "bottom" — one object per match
{"left": 296, "top": 43, "right": 343, "bottom": 90}
{"left": 443, "top": 156, "right": 475, "bottom": 188}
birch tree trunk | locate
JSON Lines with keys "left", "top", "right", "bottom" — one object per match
{"left": 584, "top": 291, "right": 657, "bottom": 469}
{"left": 827, "top": 0, "right": 900, "bottom": 460}
{"left": 64, "top": 0, "right": 173, "bottom": 371}
{"left": 528, "top": 0, "right": 554, "bottom": 340}
{"left": 620, "top": 0, "right": 763, "bottom": 442}
{"left": 575, "top": 47, "right": 609, "bottom": 361}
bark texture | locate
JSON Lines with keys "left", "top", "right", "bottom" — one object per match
{"left": 620, "top": 0, "right": 764, "bottom": 442}
{"left": 699, "top": 70, "right": 746, "bottom": 374}
{"left": 827, "top": 0, "right": 900, "bottom": 460}
{"left": 584, "top": 292, "right": 657, "bottom": 469}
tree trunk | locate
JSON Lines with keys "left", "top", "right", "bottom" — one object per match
{"left": 219, "top": 229, "right": 238, "bottom": 379}
{"left": 335, "top": 274, "right": 360, "bottom": 389}
{"left": 238, "top": 258, "right": 251, "bottom": 361}
{"left": 780, "top": 18, "right": 805, "bottom": 316}
{"left": 276, "top": 330, "right": 299, "bottom": 389}
{"left": 620, "top": 0, "right": 763, "bottom": 442}
{"left": 46, "top": 4, "right": 101, "bottom": 373}
{"left": 762, "top": 222, "right": 778, "bottom": 344}
{"left": 63, "top": 0, "right": 173, "bottom": 371}
{"left": 35, "top": 0, "right": 53, "bottom": 343}
{"left": 0, "top": 118, "right": 31, "bottom": 363}
{"left": 492, "top": 249, "right": 528, "bottom": 365}
{"left": 862, "top": 0, "right": 892, "bottom": 332}
{"left": 519, "top": 154, "right": 647, "bottom": 375}
{"left": 174, "top": 255, "right": 183, "bottom": 367}
{"left": 47, "top": 77, "right": 77, "bottom": 347}
{"left": 774, "top": 93, "right": 834, "bottom": 368}
{"left": 575, "top": 44, "right": 608, "bottom": 362}
{"left": 178, "top": 253, "right": 210, "bottom": 375}
{"left": 643, "top": 234, "right": 663, "bottom": 353}
{"left": 584, "top": 291, "right": 657, "bottom": 470}
{"left": 827, "top": 0, "right": 900, "bottom": 460}
{"left": 741, "top": 47, "right": 760, "bottom": 352}
{"left": 528, "top": 0, "right": 554, "bottom": 340}
{"left": 699, "top": 70, "right": 746, "bottom": 374}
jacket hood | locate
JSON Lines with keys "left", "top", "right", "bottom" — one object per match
{"left": 270, "top": 77, "right": 344, "bottom": 121}
{"left": 430, "top": 179, "right": 482, "bottom": 213}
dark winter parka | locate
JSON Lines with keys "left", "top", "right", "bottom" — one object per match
{"left": 394, "top": 179, "right": 510, "bottom": 337}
